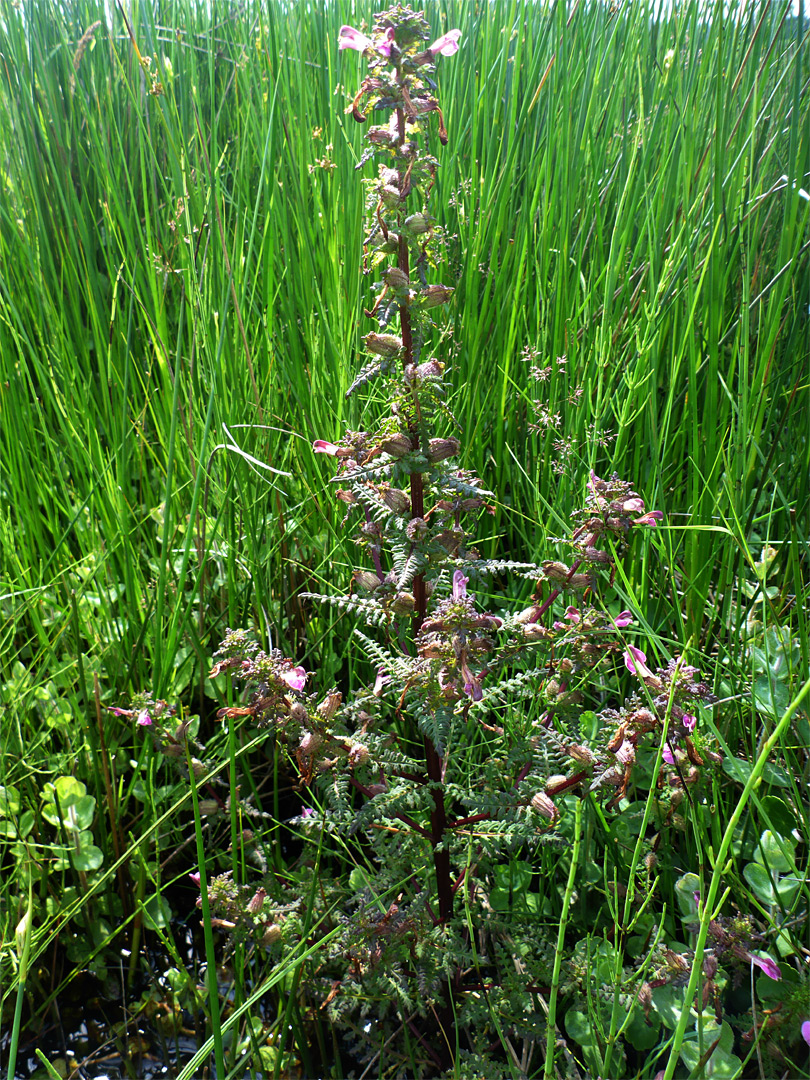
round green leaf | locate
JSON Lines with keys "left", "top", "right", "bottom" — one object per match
{"left": 143, "top": 893, "right": 173, "bottom": 930}
{"left": 755, "top": 830, "right": 795, "bottom": 873}
{"left": 743, "top": 862, "right": 776, "bottom": 904}
{"left": 759, "top": 796, "right": 795, "bottom": 838}
{"left": 73, "top": 831, "right": 103, "bottom": 871}
{"left": 674, "top": 872, "right": 701, "bottom": 918}
{"left": 0, "top": 785, "right": 21, "bottom": 816}
{"left": 565, "top": 1008, "right": 598, "bottom": 1048}
{"left": 651, "top": 984, "right": 696, "bottom": 1030}
{"left": 680, "top": 1041, "right": 741, "bottom": 1076}
{"left": 624, "top": 1006, "right": 661, "bottom": 1051}
{"left": 65, "top": 794, "right": 96, "bottom": 832}
{"left": 723, "top": 757, "right": 789, "bottom": 787}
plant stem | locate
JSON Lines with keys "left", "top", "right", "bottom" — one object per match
{"left": 393, "top": 67, "right": 451, "bottom": 926}
{"left": 544, "top": 796, "right": 583, "bottom": 1080}
{"left": 660, "top": 672, "right": 810, "bottom": 1080}
{"left": 186, "top": 748, "right": 226, "bottom": 1079}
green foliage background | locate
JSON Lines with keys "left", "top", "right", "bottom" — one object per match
{"left": 0, "top": 0, "right": 808, "bottom": 1073}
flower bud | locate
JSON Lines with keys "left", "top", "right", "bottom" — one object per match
{"left": 415, "top": 359, "right": 445, "bottom": 379}
{"left": 380, "top": 433, "right": 412, "bottom": 458}
{"left": 403, "top": 212, "right": 430, "bottom": 235}
{"left": 289, "top": 702, "right": 308, "bottom": 723}
{"left": 546, "top": 774, "right": 567, "bottom": 790}
{"left": 567, "top": 743, "right": 596, "bottom": 765}
{"left": 335, "top": 488, "right": 358, "bottom": 506}
{"left": 435, "top": 529, "right": 463, "bottom": 554}
{"left": 427, "top": 437, "right": 460, "bottom": 462}
{"left": 542, "top": 560, "right": 571, "bottom": 582}
{"left": 365, "top": 332, "right": 402, "bottom": 357}
{"left": 391, "top": 591, "right": 415, "bottom": 614}
{"left": 348, "top": 743, "right": 369, "bottom": 768}
{"left": 299, "top": 731, "right": 322, "bottom": 753}
{"left": 383, "top": 267, "right": 409, "bottom": 291}
{"left": 261, "top": 923, "right": 282, "bottom": 946}
{"left": 353, "top": 570, "right": 382, "bottom": 593}
{"left": 531, "top": 791, "right": 559, "bottom": 821}
{"left": 421, "top": 284, "right": 454, "bottom": 308}
{"left": 317, "top": 690, "right": 342, "bottom": 721}
{"left": 380, "top": 232, "right": 400, "bottom": 253}
{"left": 515, "top": 606, "right": 540, "bottom": 624}
{"left": 248, "top": 887, "right": 267, "bottom": 914}
{"left": 406, "top": 517, "right": 429, "bottom": 541}
{"left": 568, "top": 573, "right": 593, "bottom": 590}
{"left": 382, "top": 487, "right": 411, "bottom": 514}
{"left": 379, "top": 183, "right": 402, "bottom": 207}
{"left": 584, "top": 547, "right": 611, "bottom": 564}
{"left": 367, "top": 125, "right": 398, "bottom": 146}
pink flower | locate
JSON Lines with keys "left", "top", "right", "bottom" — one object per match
{"left": 188, "top": 871, "right": 201, "bottom": 886}
{"left": 313, "top": 440, "right": 339, "bottom": 455}
{"left": 280, "top": 666, "right": 307, "bottom": 691}
{"left": 460, "top": 657, "right": 483, "bottom": 702}
{"left": 614, "top": 610, "right": 633, "bottom": 628}
{"left": 136, "top": 709, "right": 153, "bottom": 727}
{"left": 662, "top": 744, "right": 676, "bottom": 765}
{"left": 301, "top": 807, "right": 315, "bottom": 819}
{"left": 377, "top": 27, "right": 396, "bottom": 57}
{"left": 613, "top": 739, "right": 635, "bottom": 765}
{"left": 338, "top": 25, "right": 373, "bottom": 53}
{"left": 623, "top": 645, "right": 653, "bottom": 679}
{"left": 452, "top": 569, "right": 468, "bottom": 601}
{"left": 373, "top": 667, "right": 389, "bottom": 696}
{"left": 634, "top": 510, "right": 664, "bottom": 527}
{"left": 622, "top": 497, "right": 646, "bottom": 514}
{"left": 338, "top": 25, "right": 396, "bottom": 57}
{"left": 428, "top": 29, "right": 461, "bottom": 57}
{"left": 801, "top": 1021, "right": 810, "bottom": 1047}
{"left": 751, "top": 954, "right": 782, "bottom": 981}
{"left": 683, "top": 713, "right": 697, "bottom": 733}
{"left": 564, "top": 606, "right": 581, "bottom": 623}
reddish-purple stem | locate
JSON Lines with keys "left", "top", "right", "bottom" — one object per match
{"left": 394, "top": 86, "right": 451, "bottom": 924}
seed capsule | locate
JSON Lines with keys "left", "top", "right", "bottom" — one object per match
{"left": 261, "top": 924, "right": 282, "bottom": 946}
{"left": 365, "top": 332, "right": 402, "bottom": 357}
{"left": 427, "top": 437, "right": 460, "bottom": 462}
{"left": 380, "top": 433, "right": 412, "bottom": 458}
{"left": 383, "top": 267, "right": 410, "bottom": 291}
{"left": 382, "top": 487, "right": 411, "bottom": 514}
{"left": 531, "top": 791, "right": 559, "bottom": 821}
{"left": 421, "top": 284, "right": 454, "bottom": 308}
{"left": 403, "top": 212, "right": 430, "bottom": 235}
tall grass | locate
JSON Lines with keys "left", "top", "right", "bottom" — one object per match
{"left": 0, "top": 0, "right": 807, "bottom": 1072}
